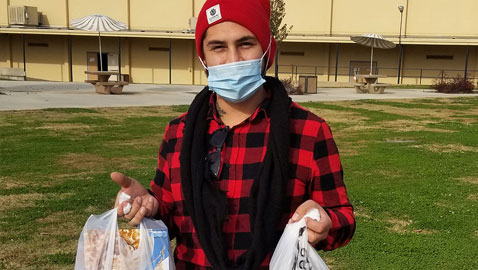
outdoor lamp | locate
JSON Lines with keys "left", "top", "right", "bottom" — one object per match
{"left": 397, "top": 5, "right": 404, "bottom": 84}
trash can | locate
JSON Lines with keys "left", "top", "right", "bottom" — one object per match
{"left": 121, "top": 74, "right": 130, "bottom": 82}
{"left": 299, "top": 76, "right": 317, "bottom": 94}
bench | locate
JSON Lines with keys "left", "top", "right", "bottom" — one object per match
{"left": 85, "top": 80, "right": 129, "bottom": 94}
{"left": 0, "top": 68, "right": 26, "bottom": 81}
{"left": 354, "top": 83, "right": 367, "bottom": 93}
{"left": 370, "top": 83, "right": 389, "bottom": 94}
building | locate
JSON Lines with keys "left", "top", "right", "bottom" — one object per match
{"left": 1, "top": 0, "right": 478, "bottom": 85}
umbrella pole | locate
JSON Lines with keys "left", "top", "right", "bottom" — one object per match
{"left": 370, "top": 45, "right": 374, "bottom": 75}
{"left": 98, "top": 31, "right": 103, "bottom": 71}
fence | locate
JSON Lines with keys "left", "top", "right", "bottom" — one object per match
{"left": 276, "top": 64, "right": 478, "bottom": 85}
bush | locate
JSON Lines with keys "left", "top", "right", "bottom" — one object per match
{"left": 280, "top": 78, "right": 303, "bottom": 95}
{"left": 432, "top": 75, "right": 474, "bottom": 93}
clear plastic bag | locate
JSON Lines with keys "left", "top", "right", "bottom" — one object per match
{"left": 270, "top": 208, "right": 328, "bottom": 270}
{"left": 74, "top": 208, "right": 174, "bottom": 270}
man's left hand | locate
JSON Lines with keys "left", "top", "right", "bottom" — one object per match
{"left": 289, "top": 200, "right": 332, "bottom": 245}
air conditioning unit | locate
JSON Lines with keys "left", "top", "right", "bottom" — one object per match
{"left": 8, "top": 6, "right": 39, "bottom": 26}
{"left": 189, "top": 17, "right": 198, "bottom": 31}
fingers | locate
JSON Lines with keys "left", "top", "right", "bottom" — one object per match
{"left": 129, "top": 206, "right": 147, "bottom": 226}
{"left": 289, "top": 200, "right": 320, "bottom": 223}
{"left": 124, "top": 197, "right": 142, "bottom": 220}
{"left": 111, "top": 172, "right": 133, "bottom": 189}
{"left": 118, "top": 195, "right": 160, "bottom": 226}
{"left": 305, "top": 209, "right": 332, "bottom": 245}
{"left": 128, "top": 196, "right": 157, "bottom": 226}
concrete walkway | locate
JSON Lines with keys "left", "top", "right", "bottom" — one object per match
{"left": 1, "top": 80, "right": 477, "bottom": 111}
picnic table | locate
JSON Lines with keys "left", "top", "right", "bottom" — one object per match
{"left": 355, "top": 74, "right": 389, "bottom": 94}
{"left": 85, "top": 71, "right": 129, "bottom": 94}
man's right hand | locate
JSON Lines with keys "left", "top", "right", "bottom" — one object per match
{"left": 111, "top": 172, "right": 159, "bottom": 226}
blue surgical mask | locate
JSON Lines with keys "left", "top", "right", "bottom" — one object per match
{"left": 200, "top": 37, "right": 271, "bottom": 103}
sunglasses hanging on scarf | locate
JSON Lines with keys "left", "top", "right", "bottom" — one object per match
{"left": 204, "top": 126, "right": 229, "bottom": 180}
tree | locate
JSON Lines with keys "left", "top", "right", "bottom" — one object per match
{"left": 270, "top": 0, "right": 293, "bottom": 78}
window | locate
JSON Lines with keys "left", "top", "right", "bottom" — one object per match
{"left": 426, "top": 55, "right": 453, "bottom": 60}
{"left": 149, "top": 47, "right": 169, "bottom": 52}
{"left": 28, "top": 43, "right": 48, "bottom": 47}
{"left": 280, "top": 51, "right": 304, "bottom": 56}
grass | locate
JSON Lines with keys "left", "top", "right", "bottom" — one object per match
{"left": 1, "top": 98, "right": 478, "bottom": 269}
{"left": 387, "top": 84, "right": 432, "bottom": 89}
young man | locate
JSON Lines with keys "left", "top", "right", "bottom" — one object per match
{"left": 112, "top": 0, "right": 355, "bottom": 269}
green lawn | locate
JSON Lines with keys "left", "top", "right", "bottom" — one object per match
{"left": 1, "top": 98, "right": 477, "bottom": 270}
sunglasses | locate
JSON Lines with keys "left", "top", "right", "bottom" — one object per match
{"left": 205, "top": 127, "right": 229, "bottom": 179}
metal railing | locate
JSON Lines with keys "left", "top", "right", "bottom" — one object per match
{"left": 276, "top": 64, "right": 478, "bottom": 85}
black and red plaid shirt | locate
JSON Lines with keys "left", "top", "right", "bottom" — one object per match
{"left": 150, "top": 92, "right": 355, "bottom": 269}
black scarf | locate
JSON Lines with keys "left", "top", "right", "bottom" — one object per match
{"left": 179, "top": 76, "right": 291, "bottom": 269}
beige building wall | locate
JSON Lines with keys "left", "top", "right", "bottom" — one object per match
{"left": 2, "top": 0, "right": 478, "bottom": 85}
{"left": 284, "top": 0, "right": 332, "bottom": 35}
{"left": 400, "top": 45, "right": 475, "bottom": 85}
{"left": 170, "top": 39, "right": 194, "bottom": 85}
{"left": 68, "top": 0, "right": 128, "bottom": 28}
{"left": 71, "top": 36, "right": 124, "bottom": 82}
{"left": 129, "top": 38, "right": 171, "bottom": 84}
{"left": 130, "top": 0, "right": 193, "bottom": 31}
{"left": 9, "top": 0, "right": 68, "bottom": 27}
{"left": 0, "top": 34, "right": 12, "bottom": 67}
{"left": 23, "top": 35, "right": 69, "bottom": 81}
{"left": 406, "top": 0, "right": 478, "bottom": 37}
{"left": 0, "top": 0, "right": 8, "bottom": 26}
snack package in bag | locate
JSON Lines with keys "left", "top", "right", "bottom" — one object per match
{"left": 270, "top": 209, "right": 328, "bottom": 270}
{"left": 74, "top": 194, "right": 174, "bottom": 270}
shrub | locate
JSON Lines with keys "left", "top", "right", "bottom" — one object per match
{"left": 280, "top": 78, "right": 303, "bottom": 95}
{"left": 432, "top": 75, "right": 474, "bottom": 93}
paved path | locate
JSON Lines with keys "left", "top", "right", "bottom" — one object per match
{"left": 1, "top": 81, "right": 477, "bottom": 111}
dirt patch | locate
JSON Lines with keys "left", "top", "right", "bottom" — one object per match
{"left": 307, "top": 108, "right": 368, "bottom": 124}
{"left": 347, "top": 102, "right": 465, "bottom": 120}
{"left": 385, "top": 217, "right": 412, "bottom": 234}
{"left": 36, "top": 123, "right": 92, "bottom": 131}
{"left": 0, "top": 234, "right": 78, "bottom": 270}
{"left": 37, "top": 211, "right": 79, "bottom": 235}
{"left": 378, "top": 119, "right": 453, "bottom": 133}
{"left": 385, "top": 216, "right": 438, "bottom": 235}
{"left": 104, "top": 134, "right": 164, "bottom": 149}
{"left": 457, "top": 177, "right": 478, "bottom": 185}
{"left": 412, "top": 143, "right": 478, "bottom": 153}
{"left": 95, "top": 106, "right": 183, "bottom": 122}
{"left": 58, "top": 153, "right": 141, "bottom": 172}
{"left": 467, "top": 194, "right": 478, "bottom": 201}
{"left": 353, "top": 206, "right": 371, "bottom": 219}
{"left": 1, "top": 176, "right": 29, "bottom": 189}
{"left": 337, "top": 140, "right": 368, "bottom": 157}
{"left": 323, "top": 256, "right": 344, "bottom": 269}
{"left": 0, "top": 193, "right": 46, "bottom": 210}
{"left": 411, "top": 228, "right": 439, "bottom": 235}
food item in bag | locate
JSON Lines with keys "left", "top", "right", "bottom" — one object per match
{"left": 75, "top": 208, "right": 174, "bottom": 270}
{"left": 83, "top": 229, "right": 121, "bottom": 270}
{"left": 119, "top": 229, "right": 140, "bottom": 250}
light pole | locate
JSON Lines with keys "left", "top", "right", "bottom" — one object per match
{"left": 397, "top": 5, "right": 404, "bottom": 84}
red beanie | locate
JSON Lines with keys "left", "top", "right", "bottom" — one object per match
{"left": 195, "top": 0, "right": 277, "bottom": 69}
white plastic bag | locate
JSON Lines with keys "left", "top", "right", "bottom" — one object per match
{"left": 270, "top": 208, "right": 328, "bottom": 270}
{"left": 74, "top": 205, "right": 174, "bottom": 270}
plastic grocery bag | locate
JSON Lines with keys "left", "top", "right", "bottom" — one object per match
{"left": 74, "top": 196, "right": 174, "bottom": 270}
{"left": 270, "top": 208, "right": 328, "bottom": 270}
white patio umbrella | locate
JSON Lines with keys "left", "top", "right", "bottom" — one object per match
{"left": 350, "top": 33, "right": 396, "bottom": 75}
{"left": 71, "top": 15, "right": 127, "bottom": 71}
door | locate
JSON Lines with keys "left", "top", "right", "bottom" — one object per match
{"left": 350, "top": 60, "right": 377, "bottom": 82}
{"left": 108, "top": 54, "right": 119, "bottom": 81}
{"left": 87, "top": 52, "right": 98, "bottom": 80}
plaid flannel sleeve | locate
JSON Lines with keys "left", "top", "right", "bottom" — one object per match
{"left": 311, "top": 121, "right": 355, "bottom": 251}
{"left": 150, "top": 123, "right": 176, "bottom": 238}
